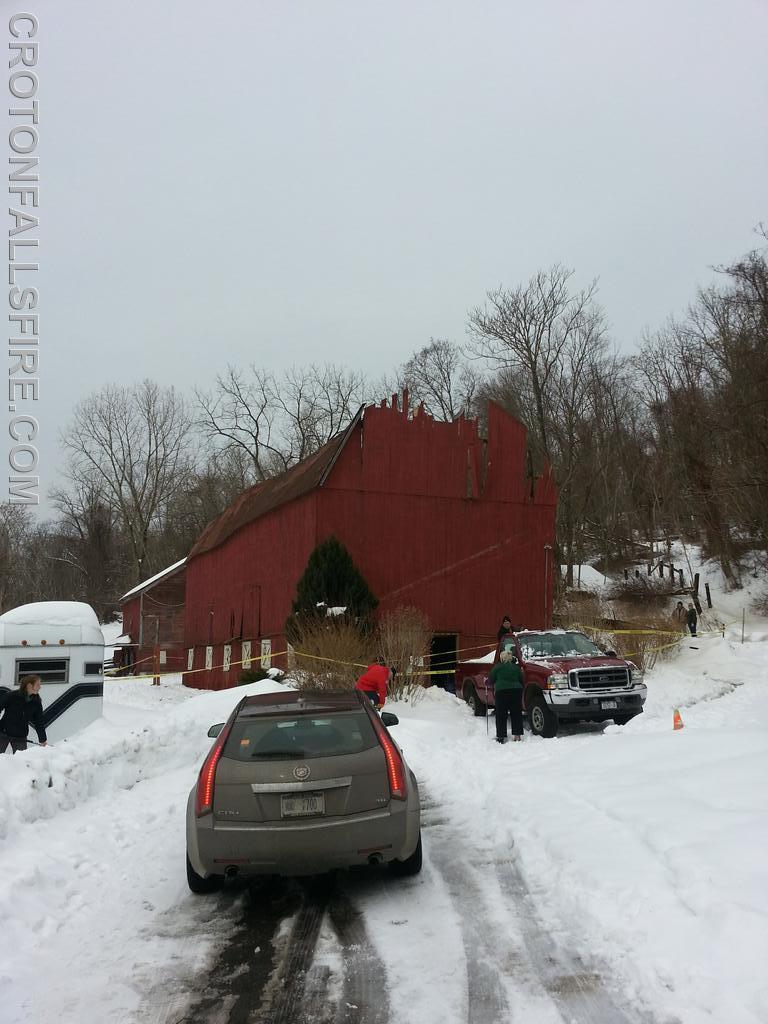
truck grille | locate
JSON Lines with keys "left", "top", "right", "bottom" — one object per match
{"left": 571, "top": 667, "right": 630, "bottom": 690}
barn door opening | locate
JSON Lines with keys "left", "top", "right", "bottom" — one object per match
{"left": 430, "top": 633, "right": 457, "bottom": 693}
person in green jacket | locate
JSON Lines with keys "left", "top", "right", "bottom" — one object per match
{"left": 489, "top": 650, "right": 524, "bottom": 743}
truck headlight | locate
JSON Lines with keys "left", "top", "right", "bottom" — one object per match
{"left": 630, "top": 668, "right": 644, "bottom": 686}
{"left": 548, "top": 673, "right": 569, "bottom": 689}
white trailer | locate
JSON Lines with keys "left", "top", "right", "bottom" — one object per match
{"left": 0, "top": 601, "right": 104, "bottom": 743}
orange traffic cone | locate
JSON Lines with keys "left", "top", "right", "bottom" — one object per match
{"left": 673, "top": 708, "right": 684, "bottom": 731}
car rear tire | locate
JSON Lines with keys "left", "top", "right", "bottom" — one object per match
{"left": 390, "top": 833, "right": 422, "bottom": 877}
{"left": 613, "top": 714, "right": 632, "bottom": 726}
{"left": 529, "top": 696, "right": 558, "bottom": 738}
{"left": 186, "top": 853, "right": 220, "bottom": 895}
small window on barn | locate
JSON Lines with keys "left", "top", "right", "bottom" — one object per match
{"left": 15, "top": 659, "right": 69, "bottom": 685}
{"left": 84, "top": 662, "right": 103, "bottom": 676}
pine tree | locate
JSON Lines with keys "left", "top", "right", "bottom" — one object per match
{"left": 289, "top": 536, "right": 378, "bottom": 634}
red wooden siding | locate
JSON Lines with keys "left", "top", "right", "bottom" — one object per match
{"left": 118, "top": 565, "right": 187, "bottom": 674}
{"left": 183, "top": 399, "right": 557, "bottom": 690}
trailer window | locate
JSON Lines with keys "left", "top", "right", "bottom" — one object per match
{"left": 15, "top": 659, "right": 69, "bottom": 685}
{"left": 84, "top": 662, "right": 103, "bottom": 676}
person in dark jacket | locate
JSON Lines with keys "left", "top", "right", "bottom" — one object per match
{"left": 354, "top": 658, "right": 391, "bottom": 709}
{"left": 497, "top": 616, "right": 513, "bottom": 642}
{"left": 686, "top": 604, "right": 698, "bottom": 637}
{"left": 489, "top": 651, "right": 524, "bottom": 743}
{"left": 0, "top": 674, "right": 47, "bottom": 753}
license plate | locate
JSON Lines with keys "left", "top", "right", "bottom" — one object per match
{"left": 281, "top": 792, "right": 325, "bottom": 818}
{"left": 601, "top": 700, "right": 618, "bottom": 710}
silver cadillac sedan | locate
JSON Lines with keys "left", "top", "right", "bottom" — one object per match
{"left": 186, "top": 689, "right": 422, "bottom": 893}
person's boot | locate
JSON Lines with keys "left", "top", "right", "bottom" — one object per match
{"left": 495, "top": 736, "right": 507, "bottom": 744}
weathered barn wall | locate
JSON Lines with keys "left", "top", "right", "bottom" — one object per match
{"left": 119, "top": 565, "right": 187, "bottom": 674}
{"left": 182, "top": 399, "right": 557, "bottom": 689}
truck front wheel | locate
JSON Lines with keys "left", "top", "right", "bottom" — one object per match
{"left": 529, "top": 696, "right": 558, "bottom": 738}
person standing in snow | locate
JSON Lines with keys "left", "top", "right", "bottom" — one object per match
{"left": 0, "top": 675, "right": 48, "bottom": 753}
{"left": 355, "top": 657, "right": 391, "bottom": 709}
{"left": 686, "top": 604, "right": 698, "bottom": 637}
{"left": 489, "top": 650, "right": 524, "bottom": 743}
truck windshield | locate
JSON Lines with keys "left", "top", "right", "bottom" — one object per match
{"left": 519, "top": 632, "right": 602, "bottom": 658}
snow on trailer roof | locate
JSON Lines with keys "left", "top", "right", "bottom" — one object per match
{"left": 0, "top": 601, "right": 100, "bottom": 628}
{"left": 0, "top": 601, "right": 104, "bottom": 646}
{"left": 119, "top": 557, "right": 187, "bottom": 602}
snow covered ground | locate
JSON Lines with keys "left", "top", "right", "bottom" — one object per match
{"left": 1, "top": 622, "right": 767, "bottom": 1024}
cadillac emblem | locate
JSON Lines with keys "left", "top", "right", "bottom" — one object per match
{"left": 293, "top": 764, "right": 311, "bottom": 781}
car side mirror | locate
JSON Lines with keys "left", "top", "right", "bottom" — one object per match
{"left": 605, "top": 650, "right": 617, "bottom": 658}
{"left": 380, "top": 712, "right": 399, "bottom": 727}
{"left": 207, "top": 723, "right": 225, "bottom": 738}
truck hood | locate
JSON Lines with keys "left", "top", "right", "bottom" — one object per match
{"left": 527, "top": 655, "right": 632, "bottom": 672}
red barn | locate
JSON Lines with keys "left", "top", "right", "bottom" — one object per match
{"left": 183, "top": 396, "right": 557, "bottom": 690}
{"left": 117, "top": 558, "right": 187, "bottom": 676}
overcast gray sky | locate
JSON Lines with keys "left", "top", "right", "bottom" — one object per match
{"left": 4, "top": 0, "right": 767, "bottom": 515}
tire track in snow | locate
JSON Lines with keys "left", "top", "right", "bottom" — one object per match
{"left": 425, "top": 791, "right": 666, "bottom": 1024}
{"left": 424, "top": 823, "right": 514, "bottom": 1023}
{"left": 327, "top": 887, "right": 390, "bottom": 1024}
{"left": 495, "top": 856, "right": 664, "bottom": 1024}
{"left": 261, "top": 876, "right": 331, "bottom": 1023}
{"left": 167, "top": 874, "right": 390, "bottom": 1024}
{"left": 168, "top": 881, "right": 302, "bottom": 1024}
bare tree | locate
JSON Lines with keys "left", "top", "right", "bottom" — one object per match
{"left": 49, "top": 475, "right": 124, "bottom": 618}
{"left": 467, "top": 266, "right": 614, "bottom": 583}
{"left": 634, "top": 239, "right": 768, "bottom": 584}
{"left": 397, "top": 339, "right": 481, "bottom": 421}
{"left": 59, "top": 381, "right": 195, "bottom": 583}
{"left": 467, "top": 266, "right": 603, "bottom": 461}
{"left": 197, "top": 363, "right": 368, "bottom": 480}
{"left": 0, "top": 504, "right": 31, "bottom": 611}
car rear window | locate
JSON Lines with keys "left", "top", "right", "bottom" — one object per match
{"left": 223, "top": 712, "right": 378, "bottom": 761}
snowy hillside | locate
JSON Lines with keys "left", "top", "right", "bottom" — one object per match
{"left": 0, "top": 621, "right": 767, "bottom": 1023}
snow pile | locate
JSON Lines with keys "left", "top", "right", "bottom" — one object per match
{"left": 560, "top": 563, "right": 609, "bottom": 591}
{"left": 412, "top": 633, "right": 768, "bottom": 1024}
{"left": 0, "top": 637, "right": 767, "bottom": 1024}
{"left": 0, "top": 676, "right": 286, "bottom": 840}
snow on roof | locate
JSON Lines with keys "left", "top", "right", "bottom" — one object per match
{"left": 120, "top": 557, "right": 187, "bottom": 602}
{"left": 0, "top": 601, "right": 104, "bottom": 647}
{"left": 0, "top": 601, "right": 100, "bottom": 628}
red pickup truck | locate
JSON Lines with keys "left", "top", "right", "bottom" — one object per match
{"left": 456, "top": 629, "right": 647, "bottom": 737}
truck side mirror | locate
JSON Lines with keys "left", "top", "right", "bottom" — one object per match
{"left": 207, "top": 723, "right": 225, "bottom": 738}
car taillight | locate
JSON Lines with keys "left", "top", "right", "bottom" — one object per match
{"left": 370, "top": 713, "right": 407, "bottom": 801}
{"left": 195, "top": 722, "right": 233, "bottom": 817}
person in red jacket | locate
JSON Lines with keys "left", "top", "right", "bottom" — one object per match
{"left": 355, "top": 657, "right": 391, "bottom": 709}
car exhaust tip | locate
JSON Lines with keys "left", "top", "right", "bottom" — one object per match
{"left": 224, "top": 865, "right": 239, "bottom": 879}
{"left": 367, "top": 852, "right": 384, "bottom": 866}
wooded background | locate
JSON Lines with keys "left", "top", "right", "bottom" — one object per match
{"left": 2, "top": 233, "right": 765, "bottom": 619}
